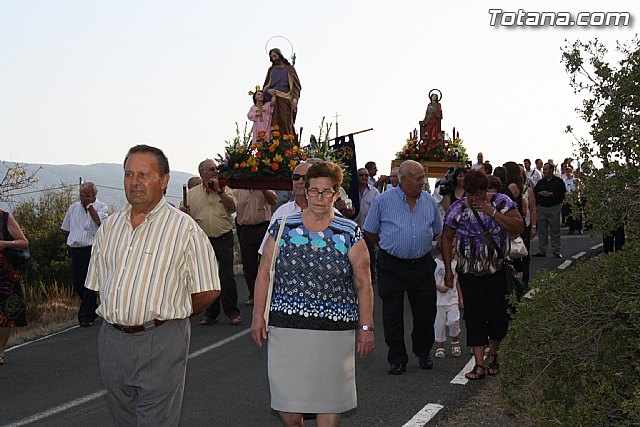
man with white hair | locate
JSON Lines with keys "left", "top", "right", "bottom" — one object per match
{"left": 364, "top": 160, "right": 442, "bottom": 375}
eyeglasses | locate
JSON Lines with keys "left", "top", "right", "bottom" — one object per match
{"left": 291, "top": 174, "right": 306, "bottom": 181}
{"left": 358, "top": 173, "right": 369, "bottom": 177}
{"left": 306, "top": 188, "right": 336, "bottom": 199}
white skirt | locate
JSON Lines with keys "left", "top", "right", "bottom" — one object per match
{"left": 267, "top": 327, "right": 357, "bottom": 414}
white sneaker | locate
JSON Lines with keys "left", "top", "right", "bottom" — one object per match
{"left": 435, "top": 348, "right": 446, "bottom": 358}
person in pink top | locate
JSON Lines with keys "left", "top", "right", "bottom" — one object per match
{"left": 247, "top": 89, "right": 274, "bottom": 143}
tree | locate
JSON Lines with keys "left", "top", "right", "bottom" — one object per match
{"left": 0, "top": 161, "right": 40, "bottom": 203}
{"left": 561, "top": 36, "right": 640, "bottom": 234}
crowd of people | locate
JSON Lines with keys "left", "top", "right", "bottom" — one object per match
{"left": 0, "top": 145, "right": 626, "bottom": 427}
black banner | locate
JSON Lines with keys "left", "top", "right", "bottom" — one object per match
{"left": 331, "top": 134, "right": 359, "bottom": 217}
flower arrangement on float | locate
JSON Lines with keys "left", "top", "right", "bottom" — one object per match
{"left": 396, "top": 133, "right": 470, "bottom": 163}
{"left": 216, "top": 125, "right": 307, "bottom": 180}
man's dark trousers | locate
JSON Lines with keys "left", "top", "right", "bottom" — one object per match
{"left": 70, "top": 246, "right": 98, "bottom": 324}
{"left": 377, "top": 250, "right": 437, "bottom": 365}
{"left": 236, "top": 221, "right": 269, "bottom": 300}
{"left": 206, "top": 232, "right": 240, "bottom": 319}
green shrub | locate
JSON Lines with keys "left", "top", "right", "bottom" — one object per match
{"left": 12, "top": 185, "right": 74, "bottom": 288}
{"left": 500, "top": 239, "right": 640, "bottom": 425}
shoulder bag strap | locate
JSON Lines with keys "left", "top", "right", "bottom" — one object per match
{"left": 470, "top": 206, "right": 501, "bottom": 257}
{"left": 264, "top": 215, "right": 288, "bottom": 325}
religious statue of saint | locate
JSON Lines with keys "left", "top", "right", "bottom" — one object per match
{"left": 421, "top": 90, "right": 443, "bottom": 141}
{"left": 263, "top": 48, "right": 301, "bottom": 143}
{"left": 247, "top": 89, "right": 274, "bottom": 144}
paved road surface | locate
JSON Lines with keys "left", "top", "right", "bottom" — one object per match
{"left": 0, "top": 231, "right": 602, "bottom": 426}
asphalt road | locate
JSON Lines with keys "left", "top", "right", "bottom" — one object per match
{"left": 0, "top": 231, "right": 603, "bottom": 427}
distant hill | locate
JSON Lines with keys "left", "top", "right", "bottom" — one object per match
{"left": 1, "top": 161, "right": 197, "bottom": 211}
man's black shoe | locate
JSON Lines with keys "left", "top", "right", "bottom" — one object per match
{"left": 554, "top": 253, "right": 563, "bottom": 259}
{"left": 388, "top": 363, "right": 406, "bottom": 375}
{"left": 419, "top": 356, "right": 433, "bottom": 370}
{"left": 79, "top": 321, "right": 93, "bottom": 327}
{"left": 532, "top": 253, "right": 546, "bottom": 257}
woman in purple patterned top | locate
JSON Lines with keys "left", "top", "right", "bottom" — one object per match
{"left": 441, "top": 169, "right": 524, "bottom": 380}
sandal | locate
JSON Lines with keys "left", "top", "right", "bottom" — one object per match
{"left": 488, "top": 354, "right": 500, "bottom": 376}
{"left": 230, "top": 315, "right": 242, "bottom": 326}
{"left": 465, "top": 364, "right": 485, "bottom": 380}
{"left": 435, "top": 348, "right": 445, "bottom": 358}
{"left": 198, "top": 315, "right": 218, "bottom": 326}
{"left": 451, "top": 341, "right": 461, "bottom": 357}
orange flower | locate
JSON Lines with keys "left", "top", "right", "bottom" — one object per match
{"left": 257, "top": 131, "right": 266, "bottom": 139}
{"left": 268, "top": 145, "right": 276, "bottom": 152}
{"left": 302, "top": 155, "right": 308, "bottom": 160}
{"left": 240, "top": 161, "right": 246, "bottom": 168}
{"left": 283, "top": 134, "right": 295, "bottom": 141}
{"left": 285, "top": 150, "right": 292, "bottom": 157}
{"left": 233, "top": 163, "right": 239, "bottom": 169}
{"left": 255, "top": 151, "right": 262, "bottom": 158}
{"left": 272, "top": 131, "right": 281, "bottom": 138}
{"left": 251, "top": 166, "right": 258, "bottom": 173}
{"left": 271, "top": 162, "right": 279, "bottom": 171}
{"left": 271, "top": 125, "right": 280, "bottom": 131}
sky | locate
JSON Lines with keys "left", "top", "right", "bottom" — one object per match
{"left": 1, "top": 0, "right": 638, "bottom": 178}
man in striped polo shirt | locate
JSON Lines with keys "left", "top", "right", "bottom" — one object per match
{"left": 61, "top": 181, "right": 109, "bottom": 327}
{"left": 85, "top": 145, "right": 221, "bottom": 426}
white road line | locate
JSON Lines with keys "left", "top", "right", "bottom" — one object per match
{"left": 3, "top": 391, "right": 107, "bottom": 427}
{"left": 450, "top": 355, "right": 477, "bottom": 385}
{"left": 6, "top": 325, "right": 79, "bottom": 352}
{"left": 591, "top": 243, "right": 603, "bottom": 250}
{"left": 572, "top": 251, "right": 586, "bottom": 259}
{"left": 2, "top": 328, "right": 250, "bottom": 427}
{"left": 402, "top": 403, "right": 444, "bottom": 426}
{"left": 557, "top": 260, "right": 572, "bottom": 270}
{"left": 188, "top": 329, "right": 251, "bottom": 359}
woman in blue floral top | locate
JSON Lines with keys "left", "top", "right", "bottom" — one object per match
{"left": 441, "top": 169, "right": 523, "bottom": 380}
{"left": 252, "top": 161, "right": 375, "bottom": 426}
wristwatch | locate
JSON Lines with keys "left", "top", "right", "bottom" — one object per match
{"left": 358, "top": 325, "right": 374, "bottom": 332}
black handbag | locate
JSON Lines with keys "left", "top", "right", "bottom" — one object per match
{"left": 2, "top": 211, "right": 30, "bottom": 267}
{"left": 470, "top": 207, "right": 525, "bottom": 299}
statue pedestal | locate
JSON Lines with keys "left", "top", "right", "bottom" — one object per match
{"left": 391, "top": 160, "right": 464, "bottom": 179}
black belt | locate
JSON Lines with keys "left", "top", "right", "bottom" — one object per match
{"left": 381, "top": 249, "right": 431, "bottom": 265}
{"left": 69, "top": 246, "right": 92, "bottom": 253}
{"left": 110, "top": 319, "right": 165, "bottom": 334}
{"left": 210, "top": 230, "right": 233, "bottom": 240}
{"left": 236, "top": 221, "right": 270, "bottom": 228}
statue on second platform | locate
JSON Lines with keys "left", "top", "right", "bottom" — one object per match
{"left": 421, "top": 89, "right": 443, "bottom": 141}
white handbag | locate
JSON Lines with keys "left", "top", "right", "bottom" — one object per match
{"left": 509, "top": 236, "right": 528, "bottom": 259}
{"left": 264, "top": 215, "right": 287, "bottom": 327}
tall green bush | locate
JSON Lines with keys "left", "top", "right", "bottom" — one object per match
{"left": 12, "top": 185, "right": 75, "bottom": 288}
{"left": 500, "top": 240, "right": 640, "bottom": 425}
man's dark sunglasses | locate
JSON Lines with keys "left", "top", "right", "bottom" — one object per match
{"left": 292, "top": 173, "right": 306, "bottom": 181}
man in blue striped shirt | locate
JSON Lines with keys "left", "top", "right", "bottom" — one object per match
{"left": 363, "top": 160, "right": 442, "bottom": 375}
